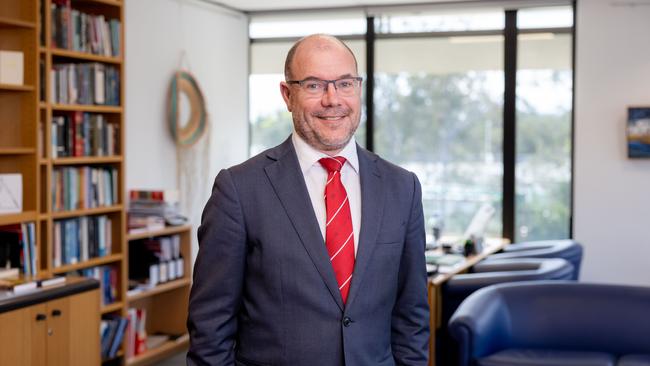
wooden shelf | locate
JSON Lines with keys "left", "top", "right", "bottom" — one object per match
{"left": 52, "top": 253, "right": 123, "bottom": 274}
{"left": 51, "top": 48, "right": 122, "bottom": 64}
{"left": 51, "top": 104, "right": 123, "bottom": 113}
{"left": 101, "top": 301, "right": 124, "bottom": 314}
{"left": 0, "top": 84, "right": 35, "bottom": 91}
{"left": 76, "top": 0, "right": 123, "bottom": 7}
{"left": 50, "top": 205, "right": 123, "bottom": 219}
{"left": 51, "top": 156, "right": 123, "bottom": 165}
{"left": 0, "top": 17, "right": 36, "bottom": 29}
{"left": 127, "top": 278, "right": 191, "bottom": 303}
{"left": 127, "top": 225, "right": 192, "bottom": 241}
{"left": 0, "top": 147, "right": 36, "bottom": 155}
{"left": 126, "top": 334, "right": 189, "bottom": 366}
{"left": 0, "top": 211, "right": 37, "bottom": 226}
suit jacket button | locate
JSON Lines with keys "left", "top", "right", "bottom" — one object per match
{"left": 343, "top": 317, "right": 352, "bottom": 327}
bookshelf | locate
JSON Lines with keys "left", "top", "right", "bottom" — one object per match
{"left": 2, "top": 1, "right": 192, "bottom": 364}
{"left": 2, "top": 0, "right": 131, "bottom": 364}
{"left": 125, "top": 225, "right": 192, "bottom": 366}
{"left": 0, "top": 0, "right": 40, "bottom": 278}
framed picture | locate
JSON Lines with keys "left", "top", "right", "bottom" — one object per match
{"left": 627, "top": 107, "right": 650, "bottom": 158}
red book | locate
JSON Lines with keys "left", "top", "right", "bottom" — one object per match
{"left": 74, "top": 111, "right": 83, "bottom": 157}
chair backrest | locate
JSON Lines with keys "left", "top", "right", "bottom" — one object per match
{"left": 445, "top": 258, "right": 574, "bottom": 295}
{"left": 487, "top": 239, "right": 583, "bottom": 280}
{"left": 450, "top": 281, "right": 650, "bottom": 361}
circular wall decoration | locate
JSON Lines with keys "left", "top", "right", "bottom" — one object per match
{"left": 167, "top": 70, "right": 207, "bottom": 147}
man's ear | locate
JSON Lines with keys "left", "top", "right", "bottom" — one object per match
{"left": 280, "top": 81, "right": 293, "bottom": 112}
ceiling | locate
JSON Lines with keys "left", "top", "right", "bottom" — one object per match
{"left": 213, "top": 0, "right": 465, "bottom": 12}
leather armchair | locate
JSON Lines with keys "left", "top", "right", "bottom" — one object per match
{"left": 437, "top": 258, "right": 574, "bottom": 365}
{"left": 448, "top": 281, "right": 650, "bottom": 366}
{"left": 486, "top": 239, "right": 583, "bottom": 280}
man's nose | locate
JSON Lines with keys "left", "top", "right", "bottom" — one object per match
{"left": 321, "top": 82, "right": 341, "bottom": 106}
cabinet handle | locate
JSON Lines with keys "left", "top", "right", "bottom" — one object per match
{"left": 52, "top": 309, "right": 62, "bottom": 317}
{"left": 36, "top": 313, "right": 47, "bottom": 321}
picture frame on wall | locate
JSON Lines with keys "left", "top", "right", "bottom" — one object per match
{"left": 627, "top": 106, "right": 650, "bottom": 158}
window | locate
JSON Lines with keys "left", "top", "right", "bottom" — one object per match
{"left": 516, "top": 31, "right": 573, "bottom": 241}
{"left": 374, "top": 36, "right": 504, "bottom": 237}
{"left": 248, "top": 3, "right": 574, "bottom": 241}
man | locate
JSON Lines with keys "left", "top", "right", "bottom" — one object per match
{"left": 187, "top": 34, "right": 429, "bottom": 366}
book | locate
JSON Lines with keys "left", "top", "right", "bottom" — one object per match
{"left": 0, "top": 174, "right": 22, "bottom": 214}
{"left": 0, "top": 277, "right": 38, "bottom": 293}
{"left": 40, "top": 276, "right": 66, "bottom": 288}
{"left": 0, "top": 267, "right": 19, "bottom": 280}
{"left": 108, "top": 317, "right": 128, "bottom": 358}
{"left": 0, "top": 50, "right": 24, "bottom": 85}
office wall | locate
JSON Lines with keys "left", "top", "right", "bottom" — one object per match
{"left": 125, "top": 0, "right": 249, "bottom": 263}
{"left": 574, "top": 0, "right": 650, "bottom": 285}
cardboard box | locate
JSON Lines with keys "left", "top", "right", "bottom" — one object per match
{"left": 0, "top": 50, "right": 24, "bottom": 85}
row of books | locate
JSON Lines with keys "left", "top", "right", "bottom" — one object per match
{"left": 52, "top": 112, "right": 119, "bottom": 158}
{"left": 50, "top": 62, "right": 120, "bottom": 106}
{"left": 128, "top": 235, "right": 184, "bottom": 291}
{"left": 0, "top": 223, "right": 37, "bottom": 278}
{"left": 51, "top": 0, "right": 121, "bottom": 57}
{"left": 53, "top": 215, "right": 113, "bottom": 267}
{"left": 73, "top": 265, "right": 118, "bottom": 306}
{"left": 52, "top": 166, "right": 118, "bottom": 211}
{"left": 101, "top": 314, "right": 128, "bottom": 360}
{"left": 125, "top": 308, "right": 148, "bottom": 358}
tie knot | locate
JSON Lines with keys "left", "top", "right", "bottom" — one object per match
{"left": 319, "top": 156, "right": 346, "bottom": 173}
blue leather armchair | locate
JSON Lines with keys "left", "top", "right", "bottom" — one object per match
{"left": 448, "top": 281, "right": 650, "bottom": 366}
{"left": 437, "top": 258, "right": 574, "bottom": 365}
{"left": 486, "top": 239, "right": 583, "bottom": 280}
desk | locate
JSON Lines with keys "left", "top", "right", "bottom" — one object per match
{"left": 427, "top": 238, "right": 509, "bottom": 366}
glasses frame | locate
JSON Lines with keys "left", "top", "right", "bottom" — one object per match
{"left": 286, "top": 77, "right": 363, "bottom": 96}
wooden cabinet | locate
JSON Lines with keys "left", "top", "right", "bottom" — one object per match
{"left": 0, "top": 279, "right": 100, "bottom": 366}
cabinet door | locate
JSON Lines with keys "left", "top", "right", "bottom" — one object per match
{"left": 0, "top": 303, "right": 47, "bottom": 366}
{"left": 47, "top": 289, "right": 100, "bottom": 366}
{"left": 46, "top": 296, "right": 70, "bottom": 366}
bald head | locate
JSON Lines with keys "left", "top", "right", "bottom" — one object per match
{"left": 284, "top": 34, "right": 358, "bottom": 81}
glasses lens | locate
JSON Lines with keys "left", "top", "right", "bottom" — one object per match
{"left": 303, "top": 80, "right": 326, "bottom": 94}
{"left": 335, "top": 78, "right": 359, "bottom": 95}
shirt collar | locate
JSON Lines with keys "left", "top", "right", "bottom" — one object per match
{"left": 292, "top": 131, "right": 359, "bottom": 175}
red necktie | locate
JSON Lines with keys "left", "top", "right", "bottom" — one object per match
{"left": 319, "top": 156, "right": 355, "bottom": 304}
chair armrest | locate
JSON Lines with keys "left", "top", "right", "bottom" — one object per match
{"left": 448, "top": 287, "right": 511, "bottom": 366}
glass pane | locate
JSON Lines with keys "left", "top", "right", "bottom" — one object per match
{"left": 375, "top": 8, "right": 504, "bottom": 33}
{"left": 249, "top": 40, "right": 366, "bottom": 156}
{"left": 374, "top": 37, "right": 504, "bottom": 239}
{"left": 515, "top": 31, "right": 572, "bottom": 241}
{"left": 517, "top": 6, "right": 573, "bottom": 29}
{"left": 250, "top": 13, "right": 366, "bottom": 38}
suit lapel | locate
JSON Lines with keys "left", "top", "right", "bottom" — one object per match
{"left": 264, "top": 137, "right": 344, "bottom": 311}
{"left": 345, "top": 146, "right": 384, "bottom": 309}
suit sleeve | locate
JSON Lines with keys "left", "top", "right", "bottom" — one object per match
{"left": 187, "top": 169, "right": 247, "bottom": 366}
{"left": 391, "top": 172, "right": 430, "bottom": 365}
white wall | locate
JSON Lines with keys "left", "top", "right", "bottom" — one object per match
{"left": 125, "top": 0, "right": 249, "bottom": 263}
{"left": 574, "top": 0, "right": 650, "bottom": 285}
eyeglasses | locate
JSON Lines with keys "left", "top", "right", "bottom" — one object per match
{"left": 286, "top": 77, "right": 363, "bottom": 96}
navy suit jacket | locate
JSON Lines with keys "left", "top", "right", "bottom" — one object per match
{"left": 187, "top": 136, "right": 429, "bottom": 366}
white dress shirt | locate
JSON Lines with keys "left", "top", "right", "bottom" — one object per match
{"left": 292, "top": 132, "right": 361, "bottom": 256}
